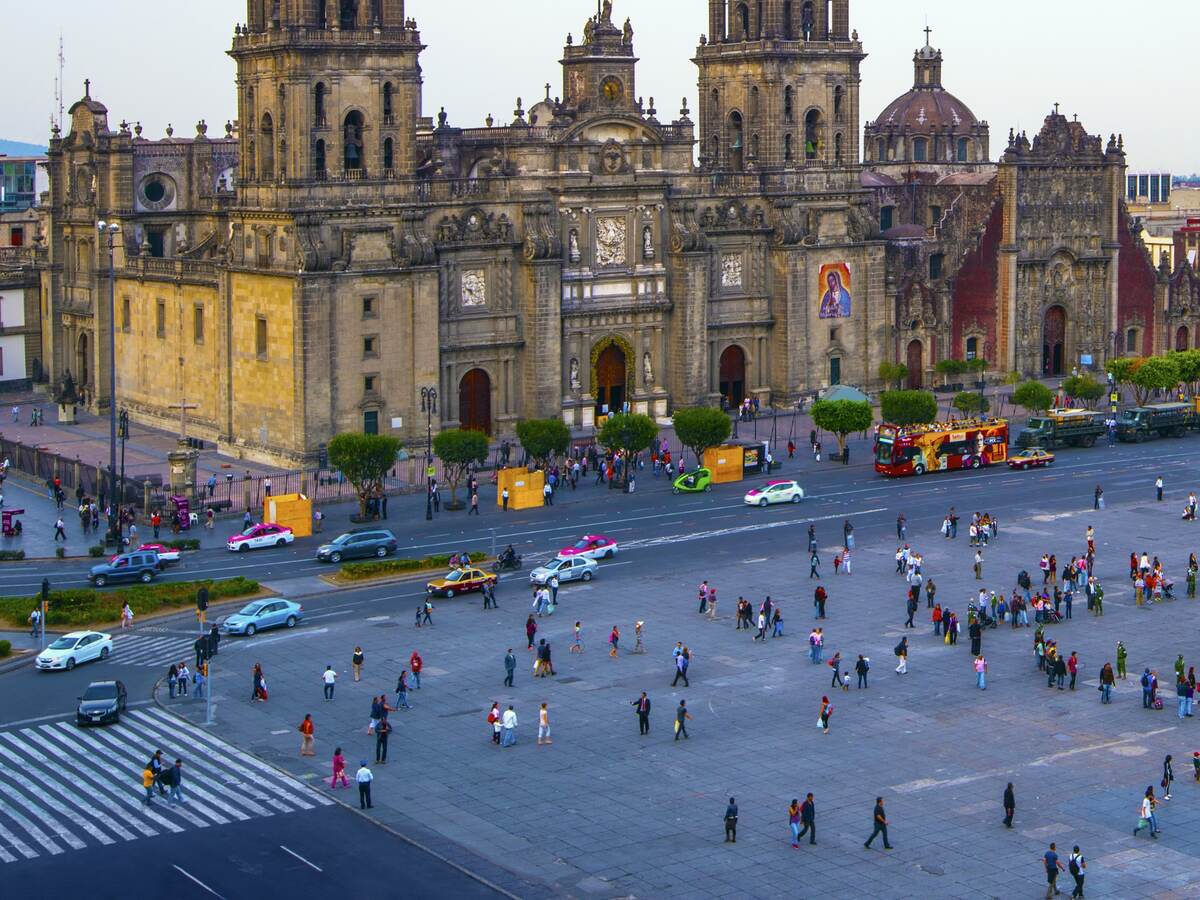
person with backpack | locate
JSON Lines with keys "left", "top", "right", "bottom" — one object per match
{"left": 1068, "top": 845, "right": 1085, "bottom": 898}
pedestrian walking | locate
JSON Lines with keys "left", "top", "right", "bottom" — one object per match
{"left": 501, "top": 705, "right": 518, "bottom": 747}
{"left": 409, "top": 650, "right": 422, "bottom": 688}
{"left": 798, "top": 793, "right": 816, "bottom": 844}
{"left": 166, "top": 759, "right": 185, "bottom": 805}
{"left": 789, "top": 799, "right": 802, "bottom": 848}
{"left": 894, "top": 637, "right": 908, "bottom": 675}
{"left": 168, "top": 664, "right": 179, "bottom": 699}
{"left": 1156, "top": 475, "right": 1164, "bottom": 501}
{"left": 1043, "top": 842, "right": 1065, "bottom": 898}
{"left": 896, "top": 513, "right": 906, "bottom": 541}
{"left": 504, "top": 649, "right": 516, "bottom": 686}
{"left": 975, "top": 655, "right": 987, "bottom": 690}
{"left": 322, "top": 664, "right": 337, "bottom": 700}
{"left": 501, "top": 487, "right": 509, "bottom": 511}
{"left": 1133, "top": 786, "right": 1158, "bottom": 838}
{"left": 632, "top": 692, "right": 650, "bottom": 735}
{"left": 609, "top": 624, "right": 620, "bottom": 657}
{"left": 1116, "top": 641, "right": 1127, "bottom": 680}
{"left": 251, "top": 662, "right": 266, "bottom": 701}
{"left": 330, "top": 747, "right": 349, "bottom": 788}
{"left": 298, "top": 713, "right": 315, "bottom": 756}
{"left": 724, "top": 797, "right": 738, "bottom": 842}
{"left": 829, "top": 651, "right": 843, "bottom": 688}
{"left": 469, "top": 492, "right": 479, "bottom": 515}
{"left": 375, "top": 714, "right": 392, "bottom": 763}
{"left": 1163, "top": 754, "right": 1174, "bottom": 800}
{"left": 356, "top": 761, "right": 374, "bottom": 809}
{"left": 864, "top": 797, "right": 893, "bottom": 849}
{"left": 488, "top": 702, "right": 502, "bottom": 744}
{"left": 674, "top": 699, "right": 692, "bottom": 740}
{"left": 537, "top": 702, "right": 552, "bottom": 745}
{"left": 1003, "top": 782, "right": 1015, "bottom": 828}
{"left": 809, "top": 550, "right": 820, "bottom": 578}
{"left": 974, "top": 549, "right": 983, "bottom": 580}
{"left": 1068, "top": 846, "right": 1085, "bottom": 899}
{"left": 142, "top": 764, "right": 157, "bottom": 805}
{"left": 818, "top": 696, "right": 833, "bottom": 734}
{"left": 421, "top": 600, "right": 434, "bottom": 626}
{"left": 855, "top": 654, "right": 870, "bottom": 689}
{"left": 352, "top": 646, "right": 364, "bottom": 682}
{"left": 395, "top": 670, "right": 412, "bottom": 708}
{"left": 53, "top": 517, "right": 66, "bottom": 541}
{"left": 672, "top": 647, "right": 690, "bottom": 686}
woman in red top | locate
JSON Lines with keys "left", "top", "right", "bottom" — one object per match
{"left": 298, "top": 714, "right": 315, "bottom": 756}
{"left": 932, "top": 603, "right": 943, "bottom": 636}
{"left": 330, "top": 746, "right": 349, "bottom": 788}
{"left": 409, "top": 650, "right": 423, "bottom": 689}
{"left": 526, "top": 614, "right": 538, "bottom": 649}
{"left": 609, "top": 625, "right": 621, "bottom": 657}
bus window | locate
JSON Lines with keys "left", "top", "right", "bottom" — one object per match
{"left": 875, "top": 441, "right": 894, "bottom": 464}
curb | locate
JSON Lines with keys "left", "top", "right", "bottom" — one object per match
{"left": 150, "top": 679, "right": 537, "bottom": 900}
{"left": 0, "top": 649, "right": 34, "bottom": 675}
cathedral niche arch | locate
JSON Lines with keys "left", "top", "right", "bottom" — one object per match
{"left": 343, "top": 109, "right": 366, "bottom": 172}
{"left": 1042, "top": 305, "right": 1067, "bottom": 377}
{"left": 590, "top": 334, "right": 635, "bottom": 416}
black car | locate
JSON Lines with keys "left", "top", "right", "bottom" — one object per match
{"left": 76, "top": 680, "right": 127, "bottom": 726}
{"left": 315, "top": 528, "right": 399, "bottom": 563}
{"left": 89, "top": 550, "right": 160, "bottom": 587}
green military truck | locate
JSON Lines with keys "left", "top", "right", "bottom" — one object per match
{"left": 1015, "top": 409, "right": 1106, "bottom": 449}
{"left": 1116, "top": 402, "right": 1196, "bottom": 442}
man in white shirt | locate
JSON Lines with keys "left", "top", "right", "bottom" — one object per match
{"left": 501, "top": 705, "right": 518, "bottom": 747}
{"left": 355, "top": 761, "right": 373, "bottom": 809}
{"left": 322, "top": 665, "right": 337, "bottom": 701}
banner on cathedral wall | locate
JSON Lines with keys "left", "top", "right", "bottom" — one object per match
{"left": 818, "top": 262, "right": 852, "bottom": 319}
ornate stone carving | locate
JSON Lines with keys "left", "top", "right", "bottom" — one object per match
{"left": 721, "top": 253, "right": 743, "bottom": 289}
{"left": 595, "top": 216, "right": 627, "bottom": 267}
{"left": 435, "top": 208, "right": 514, "bottom": 245}
{"left": 461, "top": 269, "right": 487, "bottom": 307}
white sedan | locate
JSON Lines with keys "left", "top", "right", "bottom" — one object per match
{"left": 36, "top": 631, "right": 114, "bottom": 671}
{"left": 743, "top": 479, "right": 806, "bottom": 507}
{"left": 529, "top": 556, "right": 599, "bottom": 586}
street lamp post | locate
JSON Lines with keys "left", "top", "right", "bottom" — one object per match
{"left": 97, "top": 221, "right": 120, "bottom": 546}
{"left": 420, "top": 386, "right": 437, "bottom": 521}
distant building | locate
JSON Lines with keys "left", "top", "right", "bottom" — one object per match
{"left": 1126, "top": 172, "right": 1171, "bottom": 206}
{"left": 0, "top": 155, "right": 47, "bottom": 213}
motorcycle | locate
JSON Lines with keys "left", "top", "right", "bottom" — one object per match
{"left": 495, "top": 554, "right": 523, "bottom": 572}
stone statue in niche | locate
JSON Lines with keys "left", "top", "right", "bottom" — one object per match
{"left": 642, "top": 352, "right": 654, "bottom": 386}
{"left": 601, "top": 0, "right": 613, "bottom": 24}
{"left": 569, "top": 358, "right": 581, "bottom": 391}
{"left": 568, "top": 229, "right": 581, "bottom": 263}
{"left": 642, "top": 225, "right": 654, "bottom": 261}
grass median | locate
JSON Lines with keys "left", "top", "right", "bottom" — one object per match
{"left": 0, "top": 577, "right": 261, "bottom": 629}
{"left": 333, "top": 551, "right": 488, "bottom": 584}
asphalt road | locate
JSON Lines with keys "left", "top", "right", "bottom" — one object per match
{"left": 2, "top": 799, "right": 502, "bottom": 899}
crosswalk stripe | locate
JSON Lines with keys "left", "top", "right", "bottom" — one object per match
{"left": 62, "top": 724, "right": 224, "bottom": 828}
{"left": 0, "top": 778, "right": 87, "bottom": 850}
{"left": 0, "top": 782, "right": 65, "bottom": 855}
{"left": 137, "top": 709, "right": 331, "bottom": 809}
{"left": 17, "top": 729, "right": 167, "bottom": 838}
{"left": 0, "top": 819, "right": 37, "bottom": 860}
{"left": 0, "top": 739, "right": 131, "bottom": 842}
{"left": 35, "top": 724, "right": 187, "bottom": 834}
{"left": 110, "top": 636, "right": 196, "bottom": 666}
{"left": 0, "top": 842, "right": 15, "bottom": 863}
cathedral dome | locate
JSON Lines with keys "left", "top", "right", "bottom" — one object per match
{"left": 864, "top": 31, "right": 990, "bottom": 166}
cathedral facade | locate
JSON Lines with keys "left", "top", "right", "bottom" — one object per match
{"left": 23, "top": 1, "right": 1171, "bottom": 465}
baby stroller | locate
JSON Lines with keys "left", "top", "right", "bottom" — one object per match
{"left": 1162, "top": 577, "right": 1176, "bottom": 600}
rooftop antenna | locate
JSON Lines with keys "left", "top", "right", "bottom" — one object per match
{"left": 54, "top": 33, "right": 65, "bottom": 131}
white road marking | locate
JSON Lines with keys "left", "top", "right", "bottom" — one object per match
{"left": 280, "top": 844, "right": 324, "bottom": 872}
{"left": 173, "top": 864, "right": 226, "bottom": 899}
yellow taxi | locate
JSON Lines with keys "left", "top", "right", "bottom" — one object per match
{"left": 426, "top": 566, "right": 498, "bottom": 598}
{"left": 1007, "top": 447, "right": 1055, "bottom": 470}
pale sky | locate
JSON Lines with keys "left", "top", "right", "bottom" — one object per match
{"left": 4, "top": 0, "right": 1191, "bottom": 173}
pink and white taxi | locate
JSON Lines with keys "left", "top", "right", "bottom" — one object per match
{"left": 556, "top": 534, "right": 618, "bottom": 561}
{"left": 227, "top": 522, "right": 295, "bottom": 552}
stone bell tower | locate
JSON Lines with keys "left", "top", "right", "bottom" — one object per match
{"left": 696, "top": 0, "right": 864, "bottom": 170}
{"left": 230, "top": 0, "right": 424, "bottom": 207}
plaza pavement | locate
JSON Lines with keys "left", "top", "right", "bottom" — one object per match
{"left": 159, "top": 458, "right": 1200, "bottom": 899}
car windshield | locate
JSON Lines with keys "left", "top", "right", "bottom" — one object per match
{"left": 572, "top": 540, "right": 591, "bottom": 549}
{"left": 47, "top": 637, "right": 78, "bottom": 650}
{"left": 330, "top": 534, "right": 353, "bottom": 545}
{"left": 82, "top": 684, "right": 116, "bottom": 700}
{"left": 548, "top": 559, "right": 567, "bottom": 571}
{"left": 238, "top": 602, "right": 265, "bottom": 616}
{"left": 241, "top": 526, "right": 258, "bottom": 536}
{"left": 445, "top": 570, "right": 465, "bottom": 582}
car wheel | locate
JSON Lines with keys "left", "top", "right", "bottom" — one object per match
{"left": 445, "top": 589, "right": 456, "bottom": 598}
{"left": 375, "top": 547, "right": 387, "bottom": 558}
{"left": 582, "top": 571, "right": 593, "bottom": 582}
{"left": 759, "top": 498, "right": 768, "bottom": 507}
{"left": 971, "top": 457, "right": 981, "bottom": 470}
{"left": 672, "top": 486, "right": 680, "bottom": 494}
{"left": 93, "top": 575, "right": 106, "bottom": 587}
{"left": 913, "top": 464, "right": 926, "bottom": 476}
{"left": 238, "top": 543, "right": 249, "bottom": 552}
{"left": 330, "top": 552, "right": 342, "bottom": 563}
{"left": 704, "top": 484, "right": 711, "bottom": 492}
{"left": 65, "top": 657, "right": 75, "bottom": 670}
{"left": 275, "top": 538, "right": 287, "bottom": 547}
{"left": 285, "top": 615, "right": 297, "bottom": 628}
{"left": 100, "top": 646, "right": 110, "bottom": 660}
{"left": 140, "top": 571, "right": 153, "bottom": 583}
{"left": 605, "top": 549, "right": 615, "bottom": 559}
{"left": 245, "top": 624, "right": 257, "bottom": 637}
{"left": 791, "top": 494, "right": 801, "bottom": 503}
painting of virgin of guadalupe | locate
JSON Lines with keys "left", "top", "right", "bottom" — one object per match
{"left": 818, "top": 263, "right": 852, "bottom": 319}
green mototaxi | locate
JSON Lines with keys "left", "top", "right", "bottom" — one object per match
{"left": 672, "top": 468, "right": 713, "bottom": 494}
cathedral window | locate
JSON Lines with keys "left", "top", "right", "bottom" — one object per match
{"left": 343, "top": 111, "right": 365, "bottom": 172}
{"left": 933, "top": 136, "right": 943, "bottom": 161}
{"left": 929, "top": 205, "right": 941, "bottom": 227}
{"left": 929, "top": 253, "right": 944, "bottom": 280}
{"left": 364, "top": 375, "right": 376, "bottom": 393}
{"left": 880, "top": 206, "right": 894, "bottom": 231}
{"left": 314, "top": 140, "right": 327, "bottom": 179}
{"left": 783, "top": 0, "right": 795, "bottom": 39}
{"left": 833, "top": 86, "right": 844, "bottom": 123}
{"left": 912, "top": 137, "right": 927, "bottom": 162}
{"left": 383, "top": 83, "right": 394, "bottom": 124}
{"left": 833, "top": 133, "right": 843, "bottom": 165}
{"left": 957, "top": 137, "right": 969, "bottom": 162}
{"left": 121, "top": 297, "right": 131, "bottom": 332}
{"left": 362, "top": 296, "right": 377, "bottom": 318}
{"left": 340, "top": 0, "right": 358, "bottom": 29}
{"left": 260, "top": 113, "right": 275, "bottom": 179}
{"left": 965, "top": 337, "right": 978, "bottom": 360}
{"left": 318, "top": 0, "right": 328, "bottom": 27}
{"left": 363, "top": 410, "right": 379, "bottom": 435}
{"left": 750, "top": 86, "right": 759, "bottom": 120}
{"left": 314, "top": 84, "right": 327, "bottom": 128}
{"left": 876, "top": 137, "right": 886, "bottom": 162}
{"left": 728, "top": 112, "right": 744, "bottom": 171}
{"left": 193, "top": 305, "right": 205, "bottom": 345}
{"left": 155, "top": 300, "right": 166, "bottom": 338}
{"left": 784, "top": 87, "right": 794, "bottom": 123}
{"left": 256, "top": 317, "right": 269, "bottom": 359}
{"left": 383, "top": 138, "right": 394, "bottom": 172}
{"left": 784, "top": 134, "right": 794, "bottom": 163}
{"left": 804, "top": 109, "right": 822, "bottom": 160}
{"left": 735, "top": 3, "right": 750, "bottom": 40}
{"left": 801, "top": 1, "right": 814, "bottom": 40}
{"left": 1125, "top": 328, "right": 1139, "bottom": 354}
{"left": 363, "top": 336, "right": 378, "bottom": 358}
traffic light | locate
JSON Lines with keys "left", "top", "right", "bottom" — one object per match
{"left": 196, "top": 587, "right": 209, "bottom": 611}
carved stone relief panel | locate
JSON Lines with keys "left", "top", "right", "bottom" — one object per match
{"left": 595, "top": 216, "right": 627, "bottom": 267}
{"left": 461, "top": 269, "right": 487, "bottom": 307}
{"left": 721, "top": 253, "right": 744, "bottom": 289}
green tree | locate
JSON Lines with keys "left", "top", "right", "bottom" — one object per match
{"left": 880, "top": 390, "right": 938, "bottom": 426}
{"left": 1105, "top": 356, "right": 1140, "bottom": 395}
{"left": 965, "top": 357, "right": 989, "bottom": 387}
{"left": 1062, "top": 374, "right": 1104, "bottom": 409}
{"left": 1012, "top": 380, "right": 1054, "bottom": 414}
{"left": 877, "top": 361, "right": 910, "bottom": 390}
{"left": 935, "top": 358, "right": 969, "bottom": 386}
{"left": 1129, "top": 354, "right": 1181, "bottom": 406}
{"left": 433, "top": 428, "right": 489, "bottom": 510}
{"left": 809, "top": 399, "right": 873, "bottom": 459}
{"left": 672, "top": 406, "right": 731, "bottom": 466}
{"left": 952, "top": 391, "right": 990, "bottom": 417}
{"left": 327, "top": 432, "right": 402, "bottom": 518}
{"left": 1171, "top": 349, "right": 1200, "bottom": 394}
{"left": 598, "top": 413, "right": 659, "bottom": 489}
{"left": 1002, "top": 370, "right": 1022, "bottom": 386}
{"left": 515, "top": 418, "right": 571, "bottom": 471}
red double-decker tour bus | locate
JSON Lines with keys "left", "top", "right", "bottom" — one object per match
{"left": 874, "top": 418, "right": 1010, "bottom": 477}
